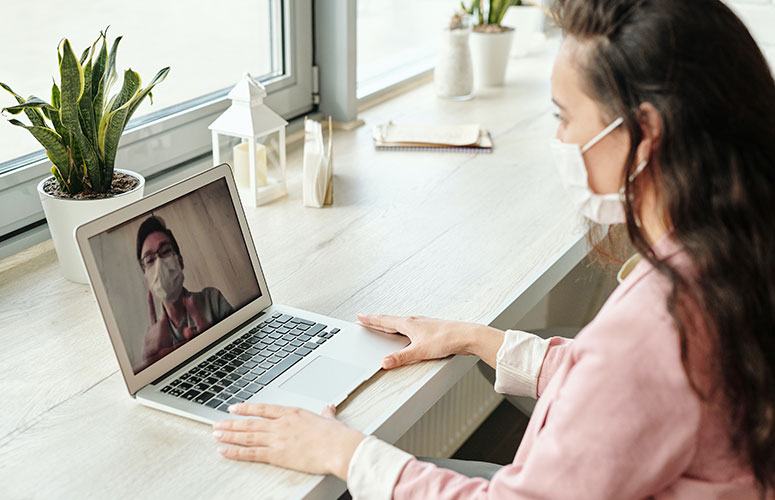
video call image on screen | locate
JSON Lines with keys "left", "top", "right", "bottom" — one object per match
{"left": 89, "top": 178, "right": 261, "bottom": 374}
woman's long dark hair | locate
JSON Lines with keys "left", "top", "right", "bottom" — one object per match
{"left": 551, "top": 0, "right": 775, "bottom": 494}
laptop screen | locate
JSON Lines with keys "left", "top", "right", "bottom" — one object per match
{"left": 88, "top": 178, "right": 261, "bottom": 374}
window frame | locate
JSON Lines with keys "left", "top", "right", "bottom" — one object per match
{"left": 0, "top": 0, "right": 313, "bottom": 254}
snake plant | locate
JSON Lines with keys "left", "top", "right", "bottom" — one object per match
{"left": 461, "top": 0, "right": 525, "bottom": 26}
{"left": 0, "top": 30, "right": 169, "bottom": 195}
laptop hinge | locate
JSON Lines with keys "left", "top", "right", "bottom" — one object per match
{"left": 148, "top": 310, "right": 267, "bottom": 386}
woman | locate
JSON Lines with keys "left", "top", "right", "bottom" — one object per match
{"left": 210, "top": 0, "right": 775, "bottom": 497}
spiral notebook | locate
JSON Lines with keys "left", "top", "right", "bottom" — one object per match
{"left": 372, "top": 122, "right": 493, "bottom": 153}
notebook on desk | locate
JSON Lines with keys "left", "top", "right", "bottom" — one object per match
{"left": 75, "top": 163, "right": 408, "bottom": 424}
{"left": 372, "top": 122, "right": 493, "bottom": 153}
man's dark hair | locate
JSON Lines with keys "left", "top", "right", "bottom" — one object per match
{"left": 136, "top": 216, "right": 181, "bottom": 266}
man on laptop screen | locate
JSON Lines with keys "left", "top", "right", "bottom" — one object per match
{"left": 88, "top": 178, "right": 260, "bottom": 373}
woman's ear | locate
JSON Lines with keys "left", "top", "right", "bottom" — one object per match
{"left": 636, "top": 102, "right": 663, "bottom": 165}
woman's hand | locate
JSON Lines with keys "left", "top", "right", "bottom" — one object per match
{"left": 357, "top": 314, "right": 505, "bottom": 370}
{"left": 213, "top": 403, "right": 365, "bottom": 480}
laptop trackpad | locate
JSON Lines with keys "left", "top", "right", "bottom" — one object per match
{"left": 280, "top": 356, "right": 367, "bottom": 403}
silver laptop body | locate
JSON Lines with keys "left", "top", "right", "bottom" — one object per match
{"left": 76, "top": 163, "right": 408, "bottom": 423}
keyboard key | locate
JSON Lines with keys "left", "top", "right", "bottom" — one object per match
{"left": 268, "top": 355, "right": 283, "bottom": 364}
{"left": 266, "top": 345, "right": 280, "bottom": 352}
{"left": 295, "top": 347, "right": 312, "bottom": 357}
{"left": 299, "top": 334, "right": 312, "bottom": 342}
{"left": 237, "top": 354, "right": 251, "bottom": 362}
{"left": 244, "top": 361, "right": 258, "bottom": 369}
{"left": 224, "top": 385, "right": 239, "bottom": 395}
{"left": 226, "top": 397, "right": 243, "bottom": 405}
{"left": 234, "top": 367, "right": 249, "bottom": 375}
{"left": 246, "top": 348, "right": 259, "bottom": 356}
{"left": 225, "top": 373, "right": 241, "bottom": 382}
{"left": 308, "top": 324, "right": 327, "bottom": 336}
{"left": 180, "top": 373, "right": 190, "bottom": 380}
{"left": 213, "top": 370, "right": 228, "bottom": 379}
{"left": 170, "top": 379, "right": 182, "bottom": 386}
{"left": 195, "top": 392, "right": 216, "bottom": 404}
{"left": 259, "top": 361, "right": 274, "bottom": 369}
{"left": 204, "top": 376, "right": 219, "bottom": 385}
{"left": 236, "top": 390, "right": 252, "bottom": 400}
{"left": 178, "top": 382, "right": 193, "bottom": 391}
{"left": 276, "top": 350, "right": 290, "bottom": 358}
{"left": 206, "top": 398, "right": 223, "bottom": 409}
{"left": 233, "top": 379, "right": 249, "bottom": 388}
{"left": 267, "top": 332, "right": 282, "bottom": 340}
{"left": 160, "top": 386, "right": 171, "bottom": 393}
{"left": 188, "top": 376, "right": 202, "bottom": 384}
{"left": 295, "top": 323, "right": 311, "bottom": 331}
{"left": 242, "top": 374, "right": 257, "bottom": 382}
{"left": 322, "top": 332, "right": 334, "bottom": 339}
{"left": 304, "top": 342, "right": 320, "bottom": 350}
{"left": 250, "top": 368, "right": 266, "bottom": 376}
{"left": 277, "top": 314, "right": 292, "bottom": 323}
{"left": 245, "top": 383, "right": 264, "bottom": 393}
{"left": 330, "top": 328, "right": 340, "bottom": 334}
{"left": 272, "top": 312, "right": 282, "bottom": 318}
{"left": 315, "top": 337, "right": 327, "bottom": 344}
{"left": 195, "top": 382, "right": 210, "bottom": 392}
{"left": 257, "top": 354, "right": 304, "bottom": 385}
{"left": 282, "top": 345, "right": 295, "bottom": 352}
{"left": 211, "top": 385, "right": 226, "bottom": 394}
{"left": 296, "top": 318, "right": 315, "bottom": 326}
{"left": 290, "top": 340, "right": 303, "bottom": 348}
{"left": 221, "top": 365, "right": 237, "bottom": 373}
{"left": 217, "top": 404, "right": 231, "bottom": 412}
{"left": 182, "top": 389, "right": 200, "bottom": 400}
{"left": 169, "top": 388, "right": 184, "bottom": 397}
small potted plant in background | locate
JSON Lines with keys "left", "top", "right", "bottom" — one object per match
{"left": 1, "top": 29, "right": 169, "bottom": 283}
{"left": 463, "top": 0, "right": 521, "bottom": 86}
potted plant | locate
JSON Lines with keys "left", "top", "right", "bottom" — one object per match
{"left": 462, "top": 0, "right": 521, "bottom": 86}
{"left": 1, "top": 29, "right": 169, "bottom": 283}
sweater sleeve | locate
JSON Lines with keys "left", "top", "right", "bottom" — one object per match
{"left": 493, "top": 330, "right": 573, "bottom": 398}
{"left": 387, "top": 316, "right": 702, "bottom": 500}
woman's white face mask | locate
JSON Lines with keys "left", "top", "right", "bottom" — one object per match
{"left": 550, "top": 116, "right": 647, "bottom": 225}
{"left": 145, "top": 254, "right": 184, "bottom": 304}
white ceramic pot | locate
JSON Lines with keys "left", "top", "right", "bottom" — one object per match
{"left": 434, "top": 27, "right": 474, "bottom": 100}
{"left": 37, "top": 169, "right": 145, "bottom": 283}
{"left": 470, "top": 28, "right": 515, "bottom": 87}
{"left": 502, "top": 6, "right": 544, "bottom": 58}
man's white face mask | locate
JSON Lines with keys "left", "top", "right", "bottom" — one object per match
{"left": 145, "top": 254, "right": 184, "bottom": 304}
{"left": 550, "top": 116, "right": 647, "bottom": 225}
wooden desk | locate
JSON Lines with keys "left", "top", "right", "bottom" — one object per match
{"left": 0, "top": 42, "right": 588, "bottom": 499}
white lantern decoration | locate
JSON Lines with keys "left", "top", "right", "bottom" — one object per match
{"left": 209, "top": 73, "right": 288, "bottom": 206}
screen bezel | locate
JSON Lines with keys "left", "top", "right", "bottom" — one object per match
{"left": 76, "top": 163, "right": 272, "bottom": 395}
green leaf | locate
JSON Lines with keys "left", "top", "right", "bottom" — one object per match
{"left": 91, "top": 34, "right": 108, "bottom": 127}
{"left": 0, "top": 83, "right": 48, "bottom": 127}
{"left": 8, "top": 118, "right": 70, "bottom": 176}
{"left": 79, "top": 45, "right": 98, "bottom": 146}
{"left": 60, "top": 38, "right": 102, "bottom": 190}
{"left": 104, "top": 36, "right": 123, "bottom": 101}
{"left": 0, "top": 82, "right": 25, "bottom": 104}
{"left": 124, "top": 67, "right": 169, "bottom": 123}
{"left": 109, "top": 69, "right": 141, "bottom": 114}
{"left": 2, "top": 97, "right": 57, "bottom": 115}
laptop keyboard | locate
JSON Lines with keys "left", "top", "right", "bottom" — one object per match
{"left": 158, "top": 312, "right": 340, "bottom": 413}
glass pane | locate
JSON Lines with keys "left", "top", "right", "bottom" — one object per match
{"left": 357, "top": 0, "right": 459, "bottom": 94}
{"left": 0, "top": 0, "right": 280, "bottom": 168}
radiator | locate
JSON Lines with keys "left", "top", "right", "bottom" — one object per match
{"left": 393, "top": 366, "right": 503, "bottom": 458}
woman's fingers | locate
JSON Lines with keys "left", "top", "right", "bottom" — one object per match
{"left": 382, "top": 345, "right": 421, "bottom": 369}
{"left": 357, "top": 314, "right": 404, "bottom": 333}
{"left": 213, "top": 429, "right": 270, "bottom": 447}
{"left": 321, "top": 404, "right": 337, "bottom": 419}
{"left": 229, "top": 402, "right": 294, "bottom": 419}
{"left": 356, "top": 322, "right": 398, "bottom": 334}
{"left": 218, "top": 445, "right": 270, "bottom": 463}
{"left": 213, "top": 417, "right": 270, "bottom": 432}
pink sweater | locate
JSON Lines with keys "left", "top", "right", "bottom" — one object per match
{"left": 345, "top": 235, "right": 766, "bottom": 499}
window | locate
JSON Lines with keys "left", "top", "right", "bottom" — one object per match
{"left": 0, "top": 0, "right": 313, "bottom": 248}
{"left": 356, "top": 0, "right": 459, "bottom": 98}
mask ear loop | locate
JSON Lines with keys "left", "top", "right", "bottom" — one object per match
{"left": 580, "top": 117, "right": 625, "bottom": 153}
{"left": 620, "top": 159, "right": 649, "bottom": 227}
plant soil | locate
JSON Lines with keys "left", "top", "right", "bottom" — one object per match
{"left": 473, "top": 24, "right": 514, "bottom": 33}
{"left": 43, "top": 171, "right": 140, "bottom": 200}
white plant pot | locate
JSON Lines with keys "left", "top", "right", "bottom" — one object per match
{"left": 37, "top": 169, "right": 145, "bottom": 284}
{"left": 470, "top": 29, "right": 515, "bottom": 87}
{"left": 502, "top": 7, "right": 544, "bottom": 58}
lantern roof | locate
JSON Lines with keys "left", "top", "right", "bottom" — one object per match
{"left": 208, "top": 73, "right": 288, "bottom": 138}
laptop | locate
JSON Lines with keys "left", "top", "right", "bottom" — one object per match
{"left": 75, "top": 163, "right": 408, "bottom": 423}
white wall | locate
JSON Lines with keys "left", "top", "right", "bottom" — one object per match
{"left": 725, "top": 0, "right": 775, "bottom": 69}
